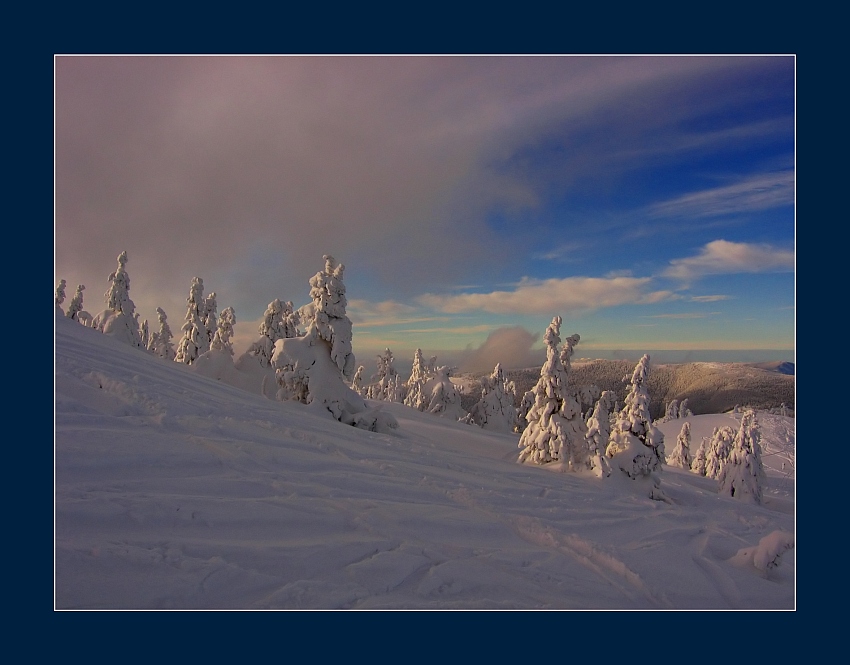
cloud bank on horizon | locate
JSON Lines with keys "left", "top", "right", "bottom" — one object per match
{"left": 54, "top": 55, "right": 795, "bottom": 366}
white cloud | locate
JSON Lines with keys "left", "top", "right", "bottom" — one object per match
{"left": 663, "top": 239, "right": 795, "bottom": 281}
{"left": 418, "top": 276, "right": 674, "bottom": 315}
{"left": 648, "top": 171, "right": 794, "bottom": 220}
{"left": 690, "top": 295, "right": 731, "bottom": 302}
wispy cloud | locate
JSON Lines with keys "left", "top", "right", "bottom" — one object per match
{"left": 347, "top": 299, "right": 448, "bottom": 327}
{"left": 689, "top": 295, "right": 730, "bottom": 302}
{"left": 663, "top": 239, "right": 795, "bottom": 281}
{"left": 418, "top": 276, "right": 674, "bottom": 315}
{"left": 645, "top": 312, "right": 721, "bottom": 319}
{"left": 648, "top": 171, "right": 794, "bottom": 220}
{"left": 534, "top": 242, "right": 584, "bottom": 262}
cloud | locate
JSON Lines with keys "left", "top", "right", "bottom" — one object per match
{"left": 418, "top": 276, "right": 674, "bottom": 315}
{"left": 456, "top": 326, "right": 544, "bottom": 373}
{"left": 663, "top": 240, "right": 795, "bottom": 281}
{"left": 647, "top": 171, "right": 794, "bottom": 220}
{"left": 689, "top": 295, "right": 730, "bottom": 302}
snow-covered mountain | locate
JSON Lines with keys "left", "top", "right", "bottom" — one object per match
{"left": 54, "top": 314, "right": 795, "bottom": 610}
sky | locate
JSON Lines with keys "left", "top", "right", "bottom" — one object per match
{"left": 54, "top": 55, "right": 795, "bottom": 370}
{"left": 54, "top": 312, "right": 796, "bottom": 609}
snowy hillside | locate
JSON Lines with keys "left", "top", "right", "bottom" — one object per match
{"left": 54, "top": 314, "right": 795, "bottom": 610}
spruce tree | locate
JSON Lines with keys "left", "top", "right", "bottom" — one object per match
{"left": 585, "top": 390, "right": 616, "bottom": 477}
{"left": 517, "top": 316, "right": 587, "bottom": 470}
{"left": 718, "top": 409, "right": 765, "bottom": 504}
{"left": 404, "top": 348, "right": 431, "bottom": 411}
{"left": 667, "top": 421, "right": 693, "bottom": 469}
{"left": 175, "top": 277, "right": 206, "bottom": 365}
{"left": 66, "top": 284, "right": 86, "bottom": 322}
{"left": 210, "top": 307, "right": 237, "bottom": 355}
{"left": 92, "top": 251, "right": 142, "bottom": 348}
{"left": 606, "top": 354, "right": 666, "bottom": 498}
{"left": 56, "top": 279, "right": 67, "bottom": 310}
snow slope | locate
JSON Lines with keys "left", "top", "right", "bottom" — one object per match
{"left": 54, "top": 314, "right": 795, "bottom": 610}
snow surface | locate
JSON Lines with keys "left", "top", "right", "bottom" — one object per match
{"left": 54, "top": 314, "right": 795, "bottom": 610}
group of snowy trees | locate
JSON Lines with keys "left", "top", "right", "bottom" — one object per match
{"left": 56, "top": 252, "right": 767, "bottom": 503}
{"left": 56, "top": 251, "right": 238, "bottom": 371}
{"left": 679, "top": 410, "right": 766, "bottom": 503}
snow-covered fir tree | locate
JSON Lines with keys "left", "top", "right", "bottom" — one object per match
{"left": 175, "top": 277, "right": 207, "bottom": 365}
{"left": 517, "top": 317, "right": 587, "bottom": 470}
{"left": 690, "top": 436, "right": 710, "bottom": 475}
{"left": 243, "top": 299, "right": 287, "bottom": 368}
{"left": 56, "top": 279, "right": 67, "bottom": 310}
{"left": 201, "top": 291, "right": 218, "bottom": 354}
{"left": 667, "top": 421, "right": 693, "bottom": 469}
{"left": 404, "top": 348, "right": 431, "bottom": 411}
{"left": 585, "top": 390, "right": 616, "bottom": 477}
{"left": 149, "top": 307, "right": 176, "bottom": 361}
{"left": 281, "top": 300, "right": 300, "bottom": 339}
{"left": 139, "top": 316, "right": 150, "bottom": 350}
{"left": 367, "top": 348, "right": 404, "bottom": 402}
{"left": 92, "top": 251, "right": 143, "bottom": 348}
{"left": 704, "top": 425, "right": 735, "bottom": 479}
{"left": 462, "top": 363, "right": 518, "bottom": 432}
{"left": 307, "top": 255, "right": 356, "bottom": 381}
{"left": 605, "top": 354, "right": 666, "bottom": 499}
{"left": 514, "top": 389, "right": 535, "bottom": 433}
{"left": 423, "top": 365, "right": 467, "bottom": 420}
{"left": 350, "top": 365, "right": 366, "bottom": 396}
{"left": 66, "top": 284, "right": 87, "bottom": 322}
{"left": 717, "top": 409, "right": 765, "bottom": 504}
{"left": 210, "top": 306, "right": 237, "bottom": 355}
{"left": 679, "top": 398, "right": 692, "bottom": 418}
{"left": 659, "top": 399, "right": 679, "bottom": 423}
{"left": 271, "top": 255, "right": 396, "bottom": 433}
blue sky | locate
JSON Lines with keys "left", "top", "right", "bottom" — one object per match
{"left": 54, "top": 55, "right": 794, "bottom": 371}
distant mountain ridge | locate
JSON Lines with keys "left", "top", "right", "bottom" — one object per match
{"left": 495, "top": 360, "right": 795, "bottom": 420}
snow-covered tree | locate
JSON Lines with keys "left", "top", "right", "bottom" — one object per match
{"left": 514, "top": 390, "right": 535, "bottom": 433}
{"left": 404, "top": 348, "right": 431, "bottom": 411}
{"left": 211, "top": 306, "right": 237, "bottom": 354}
{"left": 281, "top": 300, "right": 300, "bottom": 339}
{"left": 704, "top": 425, "right": 735, "bottom": 480}
{"left": 424, "top": 365, "right": 467, "bottom": 420}
{"left": 690, "top": 436, "right": 709, "bottom": 476}
{"left": 679, "top": 398, "right": 692, "bottom": 418}
{"left": 306, "top": 255, "right": 356, "bottom": 381}
{"left": 517, "top": 317, "right": 587, "bottom": 470}
{"left": 56, "top": 279, "right": 67, "bottom": 310}
{"left": 718, "top": 409, "right": 765, "bottom": 504}
{"left": 350, "top": 365, "right": 366, "bottom": 396}
{"left": 659, "top": 399, "right": 679, "bottom": 424}
{"left": 667, "top": 421, "right": 693, "bottom": 469}
{"left": 201, "top": 291, "right": 218, "bottom": 354}
{"left": 139, "top": 316, "right": 150, "bottom": 350}
{"left": 66, "top": 284, "right": 88, "bottom": 323}
{"left": 175, "top": 277, "right": 206, "bottom": 365}
{"left": 272, "top": 255, "right": 396, "bottom": 433}
{"left": 585, "top": 390, "right": 616, "bottom": 477}
{"left": 463, "top": 363, "right": 518, "bottom": 432}
{"left": 92, "top": 251, "right": 143, "bottom": 348}
{"left": 367, "top": 348, "right": 404, "bottom": 402}
{"left": 149, "top": 307, "right": 176, "bottom": 361}
{"left": 605, "top": 354, "right": 666, "bottom": 499}
{"left": 242, "top": 299, "right": 287, "bottom": 368}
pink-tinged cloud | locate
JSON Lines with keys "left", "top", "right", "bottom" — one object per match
{"left": 663, "top": 240, "right": 795, "bottom": 281}
{"left": 457, "top": 326, "right": 543, "bottom": 373}
{"left": 418, "top": 276, "right": 674, "bottom": 315}
{"left": 689, "top": 295, "right": 730, "bottom": 302}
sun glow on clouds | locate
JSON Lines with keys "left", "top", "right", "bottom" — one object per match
{"left": 663, "top": 240, "right": 795, "bottom": 281}
{"left": 418, "top": 276, "right": 674, "bottom": 315}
